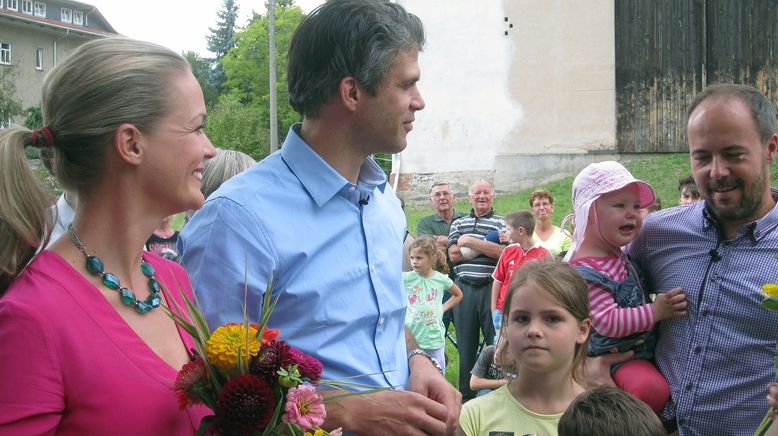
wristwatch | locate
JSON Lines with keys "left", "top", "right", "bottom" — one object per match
{"left": 407, "top": 348, "right": 444, "bottom": 375}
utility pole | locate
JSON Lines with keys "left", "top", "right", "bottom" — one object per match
{"left": 268, "top": 0, "right": 278, "bottom": 152}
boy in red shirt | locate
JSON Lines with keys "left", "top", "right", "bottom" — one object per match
{"left": 490, "top": 210, "right": 553, "bottom": 337}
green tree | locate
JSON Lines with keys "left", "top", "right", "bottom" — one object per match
{"left": 207, "top": 0, "right": 239, "bottom": 93}
{"left": 205, "top": 94, "right": 268, "bottom": 159}
{"left": 183, "top": 51, "right": 219, "bottom": 108}
{"left": 217, "top": 3, "right": 304, "bottom": 156}
{"left": 23, "top": 106, "right": 43, "bottom": 129}
{"left": 0, "top": 67, "right": 22, "bottom": 125}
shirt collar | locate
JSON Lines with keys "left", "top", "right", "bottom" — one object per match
{"left": 432, "top": 210, "right": 461, "bottom": 223}
{"left": 700, "top": 187, "right": 778, "bottom": 242}
{"left": 280, "top": 124, "right": 387, "bottom": 208}
{"left": 469, "top": 208, "right": 495, "bottom": 218}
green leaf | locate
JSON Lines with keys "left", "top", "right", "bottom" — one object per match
{"left": 762, "top": 299, "right": 778, "bottom": 311}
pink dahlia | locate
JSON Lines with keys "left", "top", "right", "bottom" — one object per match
{"left": 282, "top": 384, "right": 325, "bottom": 431}
{"left": 216, "top": 374, "right": 275, "bottom": 435}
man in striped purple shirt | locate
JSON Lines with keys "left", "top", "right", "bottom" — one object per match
{"left": 626, "top": 84, "right": 778, "bottom": 435}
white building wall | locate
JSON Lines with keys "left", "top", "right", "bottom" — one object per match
{"left": 394, "top": 0, "right": 617, "bottom": 202}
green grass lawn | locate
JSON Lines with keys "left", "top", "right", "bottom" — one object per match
{"left": 405, "top": 153, "right": 699, "bottom": 236}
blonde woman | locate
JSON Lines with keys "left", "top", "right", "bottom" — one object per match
{"left": 0, "top": 38, "right": 216, "bottom": 433}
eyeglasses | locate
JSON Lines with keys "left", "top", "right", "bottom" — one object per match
{"left": 431, "top": 191, "right": 452, "bottom": 198}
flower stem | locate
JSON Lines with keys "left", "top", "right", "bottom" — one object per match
{"left": 754, "top": 407, "right": 777, "bottom": 436}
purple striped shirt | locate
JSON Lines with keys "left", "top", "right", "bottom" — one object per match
{"left": 628, "top": 196, "right": 778, "bottom": 436}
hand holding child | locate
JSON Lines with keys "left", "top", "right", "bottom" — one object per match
{"left": 652, "top": 287, "right": 688, "bottom": 321}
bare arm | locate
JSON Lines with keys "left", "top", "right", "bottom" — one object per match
{"left": 320, "top": 389, "right": 448, "bottom": 435}
{"left": 457, "top": 235, "right": 505, "bottom": 259}
{"left": 442, "top": 283, "right": 463, "bottom": 313}
{"left": 490, "top": 280, "right": 501, "bottom": 313}
{"left": 469, "top": 374, "right": 507, "bottom": 391}
{"left": 405, "top": 326, "right": 462, "bottom": 435}
{"left": 317, "top": 328, "right": 456, "bottom": 434}
{"left": 448, "top": 242, "right": 465, "bottom": 264}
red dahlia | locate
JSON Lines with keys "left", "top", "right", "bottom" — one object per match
{"left": 250, "top": 340, "right": 288, "bottom": 381}
{"left": 216, "top": 374, "right": 275, "bottom": 435}
{"left": 281, "top": 345, "right": 323, "bottom": 382}
{"left": 173, "top": 358, "right": 206, "bottom": 409}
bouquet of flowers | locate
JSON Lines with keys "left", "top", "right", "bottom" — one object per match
{"left": 755, "top": 280, "right": 778, "bottom": 436}
{"left": 165, "top": 284, "right": 339, "bottom": 436}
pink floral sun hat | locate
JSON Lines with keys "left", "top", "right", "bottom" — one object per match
{"left": 563, "top": 160, "right": 656, "bottom": 261}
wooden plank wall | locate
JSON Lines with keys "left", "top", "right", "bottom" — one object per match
{"left": 615, "top": 0, "right": 777, "bottom": 153}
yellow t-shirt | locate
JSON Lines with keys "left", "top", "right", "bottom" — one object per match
{"left": 459, "top": 386, "right": 561, "bottom": 436}
{"left": 535, "top": 226, "right": 572, "bottom": 257}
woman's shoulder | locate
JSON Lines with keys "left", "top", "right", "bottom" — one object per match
{"left": 2, "top": 251, "right": 74, "bottom": 308}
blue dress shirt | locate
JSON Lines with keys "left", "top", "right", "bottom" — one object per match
{"left": 628, "top": 198, "right": 778, "bottom": 436}
{"left": 179, "top": 125, "right": 409, "bottom": 389}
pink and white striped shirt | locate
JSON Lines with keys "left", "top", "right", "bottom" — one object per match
{"left": 571, "top": 254, "right": 655, "bottom": 338}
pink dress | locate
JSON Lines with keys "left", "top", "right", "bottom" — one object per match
{"left": 0, "top": 251, "right": 210, "bottom": 435}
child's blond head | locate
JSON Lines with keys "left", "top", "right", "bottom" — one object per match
{"left": 498, "top": 259, "right": 590, "bottom": 382}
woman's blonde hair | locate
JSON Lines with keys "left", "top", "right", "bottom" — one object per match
{"left": 498, "top": 259, "right": 590, "bottom": 382}
{"left": 0, "top": 38, "right": 190, "bottom": 293}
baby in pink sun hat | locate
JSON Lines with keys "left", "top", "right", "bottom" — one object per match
{"left": 566, "top": 161, "right": 688, "bottom": 414}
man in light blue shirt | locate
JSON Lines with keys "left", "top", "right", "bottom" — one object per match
{"left": 179, "top": 1, "right": 461, "bottom": 434}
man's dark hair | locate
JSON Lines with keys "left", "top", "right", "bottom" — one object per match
{"left": 677, "top": 175, "right": 700, "bottom": 198}
{"left": 687, "top": 83, "right": 777, "bottom": 144}
{"left": 558, "top": 387, "right": 667, "bottom": 436}
{"left": 287, "top": 0, "right": 425, "bottom": 118}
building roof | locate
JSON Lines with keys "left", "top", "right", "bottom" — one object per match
{"left": 0, "top": 1, "right": 120, "bottom": 38}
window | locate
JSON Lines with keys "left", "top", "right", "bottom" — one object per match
{"left": 7, "top": 0, "right": 17, "bottom": 11}
{"left": 33, "top": 1, "right": 44, "bottom": 17}
{"left": 0, "top": 1, "right": 3, "bottom": 9}
{"left": 73, "top": 10, "right": 82, "bottom": 25}
{"left": 21, "top": 0, "right": 31, "bottom": 14}
{"left": 0, "top": 42, "right": 10, "bottom": 65}
{"left": 60, "top": 7, "right": 71, "bottom": 23}
{"left": 35, "top": 47, "right": 43, "bottom": 70}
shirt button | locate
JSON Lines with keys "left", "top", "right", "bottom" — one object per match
{"left": 694, "top": 346, "right": 702, "bottom": 354}
{"left": 370, "top": 265, "right": 376, "bottom": 273}
{"left": 685, "top": 383, "right": 693, "bottom": 391}
{"left": 378, "top": 317, "right": 384, "bottom": 326}
{"left": 702, "top": 310, "right": 710, "bottom": 317}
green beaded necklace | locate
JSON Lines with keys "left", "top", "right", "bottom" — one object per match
{"left": 67, "top": 224, "right": 162, "bottom": 314}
